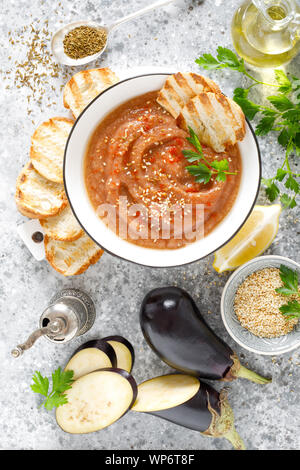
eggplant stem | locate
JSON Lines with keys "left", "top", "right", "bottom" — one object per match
{"left": 204, "top": 390, "right": 246, "bottom": 450}
{"left": 226, "top": 354, "right": 272, "bottom": 384}
{"left": 224, "top": 427, "right": 246, "bottom": 450}
{"left": 236, "top": 365, "right": 272, "bottom": 384}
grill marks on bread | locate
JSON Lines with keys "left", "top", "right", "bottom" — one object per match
{"left": 177, "top": 92, "right": 245, "bottom": 152}
{"left": 30, "top": 117, "right": 74, "bottom": 183}
{"left": 44, "top": 233, "right": 103, "bottom": 276}
{"left": 158, "top": 73, "right": 246, "bottom": 153}
{"left": 15, "top": 162, "right": 67, "bottom": 219}
{"left": 157, "top": 72, "right": 221, "bottom": 119}
{"left": 15, "top": 69, "right": 119, "bottom": 276}
{"left": 40, "top": 204, "right": 83, "bottom": 242}
{"left": 63, "top": 68, "right": 119, "bottom": 118}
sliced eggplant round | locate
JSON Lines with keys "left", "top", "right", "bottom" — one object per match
{"left": 102, "top": 335, "right": 135, "bottom": 373}
{"left": 132, "top": 374, "right": 245, "bottom": 450}
{"left": 140, "top": 287, "right": 271, "bottom": 384}
{"left": 132, "top": 374, "right": 199, "bottom": 412}
{"left": 64, "top": 339, "right": 117, "bottom": 380}
{"left": 56, "top": 368, "right": 137, "bottom": 434}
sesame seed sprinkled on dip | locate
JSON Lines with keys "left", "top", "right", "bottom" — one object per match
{"left": 85, "top": 91, "right": 241, "bottom": 249}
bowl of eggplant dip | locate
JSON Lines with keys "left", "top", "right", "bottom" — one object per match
{"left": 221, "top": 255, "right": 300, "bottom": 355}
{"left": 64, "top": 72, "right": 261, "bottom": 267}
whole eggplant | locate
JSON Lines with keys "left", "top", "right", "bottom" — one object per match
{"left": 132, "top": 374, "right": 245, "bottom": 450}
{"left": 140, "top": 286, "right": 271, "bottom": 383}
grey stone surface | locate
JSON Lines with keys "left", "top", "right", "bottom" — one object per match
{"left": 0, "top": 0, "right": 300, "bottom": 451}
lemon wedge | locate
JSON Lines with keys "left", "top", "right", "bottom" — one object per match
{"left": 213, "top": 204, "right": 281, "bottom": 273}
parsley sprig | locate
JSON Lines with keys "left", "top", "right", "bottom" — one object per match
{"left": 280, "top": 300, "right": 300, "bottom": 318}
{"left": 276, "top": 264, "right": 300, "bottom": 319}
{"left": 183, "top": 127, "right": 237, "bottom": 184}
{"left": 31, "top": 367, "right": 74, "bottom": 410}
{"left": 196, "top": 47, "right": 277, "bottom": 86}
{"left": 196, "top": 47, "right": 300, "bottom": 209}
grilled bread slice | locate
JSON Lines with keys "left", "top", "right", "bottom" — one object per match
{"left": 63, "top": 68, "right": 119, "bottom": 118}
{"left": 177, "top": 92, "right": 246, "bottom": 153}
{"left": 15, "top": 162, "right": 67, "bottom": 219}
{"left": 40, "top": 204, "right": 83, "bottom": 242}
{"left": 157, "top": 73, "right": 221, "bottom": 119}
{"left": 30, "top": 117, "right": 74, "bottom": 184}
{"left": 44, "top": 233, "right": 103, "bottom": 276}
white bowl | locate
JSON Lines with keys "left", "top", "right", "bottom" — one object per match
{"left": 221, "top": 255, "right": 300, "bottom": 355}
{"left": 64, "top": 73, "right": 261, "bottom": 267}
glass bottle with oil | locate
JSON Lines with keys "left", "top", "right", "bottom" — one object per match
{"left": 232, "top": 0, "right": 300, "bottom": 67}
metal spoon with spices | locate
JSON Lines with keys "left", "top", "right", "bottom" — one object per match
{"left": 51, "top": 0, "right": 175, "bottom": 66}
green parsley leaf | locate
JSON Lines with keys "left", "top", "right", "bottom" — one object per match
{"left": 267, "top": 95, "right": 294, "bottom": 112}
{"left": 262, "top": 108, "right": 278, "bottom": 117}
{"left": 215, "top": 172, "right": 227, "bottom": 182}
{"left": 182, "top": 150, "right": 202, "bottom": 162}
{"left": 280, "top": 300, "right": 300, "bottom": 318}
{"left": 285, "top": 175, "right": 299, "bottom": 193}
{"left": 286, "top": 139, "right": 295, "bottom": 156}
{"left": 265, "top": 182, "right": 280, "bottom": 202}
{"left": 196, "top": 47, "right": 246, "bottom": 73}
{"left": 233, "top": 87, "right": 249, "bottom": 100}
{"left": 276, "top": 265, "right": 300, "bottom": 318}
{"left": 277, "top": 287, "right": 298, "bottom": 296}
{"left": 183, "top": 129, "right": 237, "bottom": 184}
{"left": 274, "top": 70, "right": 292, "bottom": 94}
{"left": 255, "top": 116, "right": 276, "bottom": 136}
{"left": 216, "top": 46, "right": 246, "bottom": 72}
{"left": 276, "top": 264, "right": 299, "bottom": 296}
{"left": 31, "top": 371, "right": 49, "bottom": 397}
{"left": 52, "top": 368, "right": 74, "bottom": 394}
{"left": 195, "top": 54, "right": 222, "bottom": 70}
{"left": 294, "top": 132, "right": 300, "bottom": 146}
{"left": 31, "top": 368, "right": 74, "bottom": 411}
{"left": 261, "top": 177, "right": 272, "bottom": 187}
{"left": 280, "top": 193, "right": 297, "bottom": 209}
{"left": 278, "top": 128, "right": 290, "bottom": 147}
{"left": 210, "top": 159, "right": 229, "bottom": 171}
{"left": 233, "top": 96, "right": 260, "bottom": 119}
{"left": 281, "top": 108, "right": 300, "bottom": 123}
{"left": 186, "top": 163, "right": 212, "bottom": 184}
{"left": 44, "top": 393, "right": 68, "bottom": 411}
{"left": 291, "top": 76, "right": 300, "bottom": 92}
{"left": 186, "top": 126, "right": 203, "bottom": 155}
{"left": 275, "top": 168, "right": 288, "bottom": 182}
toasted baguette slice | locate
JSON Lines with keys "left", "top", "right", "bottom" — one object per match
{"left": 44, "top": 233, "right": 103, "bottom": 276}
{"left": 177, "top": 92, "right": 246, "bottom": 153}
{"left": 30, "top": 117, "right": 74, "bottom": 183}
{"left": 157, "top": 73, "right": 221, "bottom": 119}
{"left": 63, "top": 68, "right": 119, "bottom": 118}
{"left": 15, "top": 162, "right": 67, "bottom": 219}
{"left": 40, "top": 204, "right": 83, "bottom": 242}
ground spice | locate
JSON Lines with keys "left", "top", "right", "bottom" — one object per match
{"left": 63, "top": 26, "right": 107, "bottom": 59}
{"left": 234, "top": 268, "right": 299, "bottom": 338}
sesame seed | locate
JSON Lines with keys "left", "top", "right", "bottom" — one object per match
{"left": 234, "top": 268, "right": 299, "bottom": 338}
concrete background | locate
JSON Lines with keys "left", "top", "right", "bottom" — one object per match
{"left": 0, "top": 0, "right": 299, "bottom": 450}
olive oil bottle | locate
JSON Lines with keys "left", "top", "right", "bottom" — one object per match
{"left": 231, "top": 0, "right": 300, "bottom": 67}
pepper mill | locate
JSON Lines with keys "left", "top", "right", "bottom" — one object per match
{"left": 11, "top": 289, "right": 96, "bottom": 358}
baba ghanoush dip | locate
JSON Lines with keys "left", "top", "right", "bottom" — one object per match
{"left": 85, "top": 91, "right": 241, "bottom": 249}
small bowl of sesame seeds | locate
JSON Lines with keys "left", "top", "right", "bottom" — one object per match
{"left": 221, "top": 255, "right": 300, "bottom": 355}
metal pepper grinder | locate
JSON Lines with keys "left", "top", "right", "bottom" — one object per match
{"left": 11, "top": 289, "right": 96, "bottom": 358}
